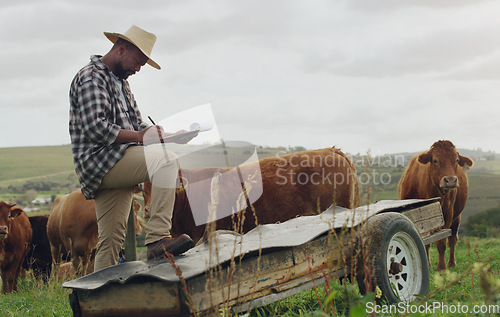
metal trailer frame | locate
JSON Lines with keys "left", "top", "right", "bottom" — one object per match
{"left": 64, "top": 198, "right": 450, "bottom": 316}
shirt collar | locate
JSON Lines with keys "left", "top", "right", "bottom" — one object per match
{"left": 90, "top": 55, "right": 111, "bottom": 72}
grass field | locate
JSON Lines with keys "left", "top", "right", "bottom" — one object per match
{"left": 257, "top": 237, "right": 500, "bottom": 317}
{"left": 0, "top": 145, "right": 75, "bottom": 184}
{"left": 1, "top": 237, "right": 498, "bottom": 316}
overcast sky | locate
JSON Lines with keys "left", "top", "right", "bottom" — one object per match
{"left": 2, "top": 0, "right": 499, "bottom": 155}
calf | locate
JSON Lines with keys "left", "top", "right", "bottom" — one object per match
{"left": 0, "top": 202, "right": 32, "bottom": 293}
{"left": 398, "top": 140, "right": 473, "bottom": 271}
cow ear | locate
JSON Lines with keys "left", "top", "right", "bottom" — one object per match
{"left": 418, "top": 152, "right": 432, "bottom": 165}
{"left": 459, "top": 155, "right": 474, "bottom": 167}
{"left": 9, "top": 206, "right": 23, "bottom": 218}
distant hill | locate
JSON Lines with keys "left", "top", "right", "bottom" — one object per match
{"left": 372, "top": 148, "right": 498, "bottom": 168}
{"left": 0, "top": 145, "right": 75, "bottom": 184}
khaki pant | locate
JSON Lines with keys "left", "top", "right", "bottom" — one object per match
{"left": 94, "top": 145, "right": 178, "bottom": 272}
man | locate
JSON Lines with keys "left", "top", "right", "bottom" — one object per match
{"left": 69, "top": 25, "right": 194, "bottom": 272}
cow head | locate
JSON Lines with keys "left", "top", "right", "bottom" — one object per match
{"left": 417, "top": 140, "right": 474, "bottom": 190}
{"left": 0, "top": 201, "right": 24, "bottom": 240}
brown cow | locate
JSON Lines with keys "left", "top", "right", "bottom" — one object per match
{"left": 0, "top": 202, "right": 32, "bottom": 293}
{"left": 47, "top": 190, "right": 144, "bottom": 276}
{"left": 398, "top": 140, "right": 473, "bottom": 271}
{"left": 143, "top": 147, "right": 359, "bottom": 245}
{"left": 46, "top": 193, "right": 69, "bottom": 263}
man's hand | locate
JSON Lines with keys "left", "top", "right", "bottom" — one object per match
{"left": 140, "top": 125, "right": 165, "bottom": 145}
{"left": 140, "top": 126, "right": 198, "bottom": 145}
{"left": 170, "top": 130, "right": 198, "bottom": 144}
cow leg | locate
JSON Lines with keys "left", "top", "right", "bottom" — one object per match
{"left": 13, "top": 260, "right": 23, "bottom": 291}
{"left": 436, "top": 239, "right": 447, "bottom": 271}
{"left": 1, "top": 271, "right": 7, "bottom": 293}
{"left": 50, "top": 244, "right": 64, "bottom": 274}
{"left": 72, "top": 241, "right": 91, "bottom": 277}
{"left": 448, "top": 217, "right": 460, "bottom": 268}
{"left": 1, "top": 269, "right": 15, "bottom": 293}
{"left": 75, "top": 251, "right": 93, "bottom": 277}
{"left": 72, "top": 256, "right": 83, "bottom": 277}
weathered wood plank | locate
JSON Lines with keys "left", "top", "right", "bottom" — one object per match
{"left": 402, "top": 202, "right": 443, "bottom": 237}
{"left": 77, "top": 281, "right": 182, "bottom": 317}
{"left": 233, "top": 271, "right": 326, "bottom": 313}
{"left": 185, "top": 232, "right": 347, "bottom": 315}
{"left": 422, "top": 229, "right": 452, "bottom": 246}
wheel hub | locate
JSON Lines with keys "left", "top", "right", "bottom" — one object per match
{"left": 389, "top": 261, "right": 403, "bottom": 275}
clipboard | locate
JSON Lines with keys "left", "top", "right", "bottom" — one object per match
{"left": 160, "top": 129, "right": 199, "bottom": 143}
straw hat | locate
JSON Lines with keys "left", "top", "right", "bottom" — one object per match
{"left": 104, "top": 25, "right": 161, "bottom": 70}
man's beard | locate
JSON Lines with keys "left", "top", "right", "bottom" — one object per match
{"left": 115, "top": 62, "right": 133, "bottom": 80}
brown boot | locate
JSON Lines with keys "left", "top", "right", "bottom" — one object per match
{"left": 146, "top": 234, "right": 194, "bottom": 260}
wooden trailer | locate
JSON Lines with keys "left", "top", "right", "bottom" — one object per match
{"left": 64, "top": 198, "right": 450, "bottom": 316}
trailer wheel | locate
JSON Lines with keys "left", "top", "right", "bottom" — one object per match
{"left": 356, "top": 212, "right": 429, "bottom": 303}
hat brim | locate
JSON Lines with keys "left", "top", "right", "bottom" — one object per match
{"left": 104, "top": 32, "right": 161, "bottom": 70}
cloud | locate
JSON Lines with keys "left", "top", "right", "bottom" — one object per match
{"left": 1, "top": 0, "right": 500, "bottom": 154}
{"left": 346, "top": 0, "right": 494, "bottom": 11}
{"left": 438, "top": 51, "right": 500, "bottom": 80}
{"left": 328, "top": 29, "right": 500, "bottom": 78}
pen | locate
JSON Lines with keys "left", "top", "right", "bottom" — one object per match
{"left": 147, "top": 116, "right": 165, "bottom": 145}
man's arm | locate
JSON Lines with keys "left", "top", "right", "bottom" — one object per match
{"left": 115, "top": 126, "right": 161, "bottom": 144}
{"left": 114, "top": 129, "right": 143, "bottom": 144}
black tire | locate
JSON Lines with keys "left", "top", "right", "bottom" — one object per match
{"left": 356, "top": 212, "right": 429, "bottom": 304}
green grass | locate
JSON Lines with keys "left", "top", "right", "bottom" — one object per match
{"left": 427, "top": 237, "right": 500, "bottom": 301}
{"left": 247, "top": 237, "right": 500, "bottom": 317}
{"left": 2, "top": 237, "right": 497, "bottom": 316}
{"left": 0, "top": 277, "right": 72, "bottom": 316}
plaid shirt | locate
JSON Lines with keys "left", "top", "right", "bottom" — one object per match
{"left": 69, "top": 55, "right": 149, "bottom": 199}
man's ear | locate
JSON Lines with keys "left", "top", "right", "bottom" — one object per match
{"left": 117, "top": 42, "right": 128, "bottom": 57}
{"left": 418, "top": 152, "right": 432, "bottom": 164}
{"left": 459, "top": 155, "right": 474, "bottom": 167}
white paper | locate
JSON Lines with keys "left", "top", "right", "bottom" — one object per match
{"left": 189, "top": 121, "right": 213, "bottom": 132}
